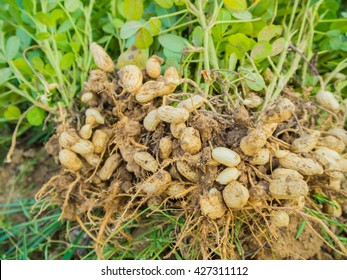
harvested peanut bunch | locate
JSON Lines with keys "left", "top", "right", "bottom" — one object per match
{"left": 38, "top": 42, "right": 347, "bottom": 260}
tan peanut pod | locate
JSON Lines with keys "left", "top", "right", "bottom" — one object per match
{"left": 291, "top": 131, "right": 320, "bottom": 153}
{"left": 159, "top": 136, "right": 173, "bottom": 159}
{"left": 133, "top": 151, "right": 158, "bottom": 173}
{"left": 170, "top": 122, "right": 186, "bottom": 138}
{"left": 166, "top": 183, "right": 187, "bottom": 198}
{"left": 216, "top": 167, "right": 240, "bottom": 185}
{"left": 81, "top": 92, "right": 97, "bottom": 105}
{"left": 90, "top": 42, "right": 114, "bottom": 72}
{"left": 249, "top": 148, "right": 270, "bottom": 165}
{"left": 59, "top": 130, "right": 80, "bottom": 148}
{"left": 212, "top": 147, "right": 241, "bottom": 167}
{"left": 70, "top": 139, "right": 94, "bottom": 155}
{"left": 275, "top": 150, "right": 323, "bottom": 175}
{"left": 59, "top": 149, "right": 83, "bottom": 171}
{"left": 318, "top": 135, "right": 345, "bottom": 153}
{"left": 85, "top": 108, "right": 105, "bottom": 125}
{"left": 272, "top": 168, "right": 303, "bottom": 179}
{"left": 180, "top": 127, "right": 201, "bottom": 155}
{"left": 261, "top": 97, "right": 295, "bottom": 123}
{"left": 256, "top": 122, "right": 278, "bottom": 139}
{"left": 270, "top": 210, "right": 289, "bottom": 227}
{"left": 337, "top": 158, "right": 347, "bottom": 173}
{"left": 269, "top": 177, "right": 308, "bottom": 199}
{"left": 313, "top": 147, "right": 341, "bottom": 170}
{"left": 323, "top": 200, "right": 342, "bottom": 217}
{"left": 146, "top": 55, "right": 163, "bottom": 78}
{"left": 143, "top": 109, "right": 161, "bottom": 132}
{"left": 328, "top": 127, "right": 347, "bottom": 145}
{"left": 135, "top": 81, "right": 176, "bottom": 103}
{"left": 118, "top": 65, "right": 143, "bottom": 93}
{"left": 199, "top": 188, "right": 226, "bottom": 219}
{"left": 164, "top": 66, "right": 180, "bottom": 84}
{"left": 81, "top": 153, "right": 100, "bottom": 167}
{"left": 316, "top": 91, "right": 339, "bottom": 112}
{"left": 140, "top": 170, "right": 172, "bottom": 195}
{"left": 189, "top": 153, "right": 220, "bottom": 166}
{"left": 248, "top": 182, "right": 270, "bottom": 207}
{"left": 240, "top": 130, "right": 267, "bottom": 156}
{"left": 157, "top": 106, "right": 189, "bottom": 124}
{"left": 169, "top": 164, "right": 182, "bottom": 180}
{"left": 327, "top": 171, "right": 344, "bottom": 190}
{"left": 79, "top": 124, "right": 93, "bottom": 140}
{"left": 98, "top": 154, "right": 122, "bottom": 181}
{"left": 223, "top": 181, "right": 249, "bottom": 208}
{"left": 243, "top": 94, "right": 263, "bottom": 108}
{"left": 147, "top": 196, "right": 163, "bottom": 208}
{"left": 177, "top": 95, "right": 205, "bottom": 112}
{"left": 92, "top": 129, "right": 109, "bottom": 154}
{"left": 176, "top": 160, "right": 198, "bottom": 182}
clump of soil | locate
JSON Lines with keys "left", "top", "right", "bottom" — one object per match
{"left": 37, "top": 43, "right": 347, "bottom": 260}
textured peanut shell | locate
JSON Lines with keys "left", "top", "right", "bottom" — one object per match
{"left": 79, "top": 124, "right": 93, "bottom": 140}
{"left": 270, "top": 210, "right": 289, "bottom": 227}
{"left": 256, "top": 122, "right": 278, "bottom": 139}
{"left": 146, "top": 55, "right": 163, "bottom": 78}
{"left": 277, "top": 152, "right": 323, "bottom": 175}
{"left": 316, "top": 91, "right": 339, "bottom": 112}
{"left": 199, "top": 188, "right": 226, "bottom": 219}
{"left": 98, "top": 154, "right": 122, "bottom": 181}
{"left": 269, "top": 177, "right": 308, "bottom": 199}
{"left": 59, "top": 130, "right": 80, "bottom": 148}
{"left": 240, "top": 130, "right": 267, "bottom": 156}
{"left": 59, "top": 149, "right": 83, "bottom": 171}
{"left": 176, "top": 160, "right": 198, "bottom": 182}
{"left": 92, "top": 129, "right": 109, "bottom": 154}
{"left": 90, "top": 42, "right": 114, "bottom": 72}
{"left": 166, "top": 183, "right": 187, "bottom": 198}
{"left": 180, "top": 127, "right": 202, "bottom": 155}
{"left": 291, "top": 131, "right": 320, "bottom": 153}
{"left": 261, "top": 97, "right": 295, "bottom": 123}
{"left": 81, "top": 153, "right": 100, "bottom": 167}
{"left": 223, "top": 181, "right": 249, "bottom": 208}
{"left": 177, "top": 95, "right": 205, "bottom": 112}
{"left": 143, "top": 109, "right": 161, "bottom": 132}
{"left": 249, "top": 148, "right": 270, "bottom": 165}
{"left": 164, "top": 66, "right": 180, "bottom": 83}
{"left": 170, "top": 123, "right": 186, "bottom": 138}
{"left": 328, "top": 127, "right": 347, "bottom": 145}
{"left": 272, "top": 168, "right": 303, "bottom": 179}
{"left": 85, "top": 108, "right": 104, "bottom": 125}
{"left": 133, "top": 152, "right": 158, "bottom": 173}
{"left": 243, "top": 94, "right": 263, "bottom": 108}
{"left": 140, "top": 170, "right": 172, "bottom": 195}
{"left": 135, "top": 81, "right": 176, "bottom": 103}
{"left": 212, "top": 147, "right": 241, "bottom": 167}
{"left": 318, "top": 136, "right": 345, "bottom": 153}
{"left": 159, "top": 137, "right": 173, "bottom": 159}
{"left": 157, "top": 106, "right": 189, "bottom": 124}
{"left": 118, "top": 65, "right": 143, "bottom": 93}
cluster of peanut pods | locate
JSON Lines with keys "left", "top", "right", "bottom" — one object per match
{"left": 56, "top": 42, "right": 347, "bottom": 227}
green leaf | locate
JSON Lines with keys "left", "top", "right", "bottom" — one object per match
{"left": 26, "top": 107, "right": 45, "bottom": 126}
{"left": 32, "top": 57, "right": 45, "bottom": 70}
{"left": 223, "top": 0, "right": 247, "bottom": 11}
{"left": 163, "top": 48, "right": 182, "bottom": 61}
{"left": 37, "top": 32, "right": 51, "bottom": 40}
{"left": 231, "top": 10, "right": 252, "bottom": 20}
{"left": 4, "top": 105, "right": 21, "bottom": 119}
{"left": 0, "top": 68, "right": 12, "bottom": 84}
{"left": 6, "top": 36, "right": 21, "bottom": 60}
{"left": 251, "top": 41, "right": 272, "bottom": 61}
{"left": 295, "top": 219, "right": 306, "bottom": 239}
{"left": 64, "top": 0, "right": 82, "bottom": 12}
{"left": 113, "top": 18, "right": 124, "bottom": 29}
{"left": 158, "top": 34, "right": 188, "bottom": 53}
{"left": 54, "top": 33, "right": 67, "bottom": 42}
{"left": 229, "top": 33, "right": 253, "bottom": 52}
{"left": 120, "top": 21, "right": 143, "bottom": 39}
{"left": 35, "top": 12, "right": 55, "bottom": 27}
{"left": 258, "top": 25, "right": 282, "bottom": 41}
{"left": 192, "top": 26, "right": 203, "bottom": 46}
{"left": 60, "top": 52, "right": 75, "bottom": 70}
{"left": 135, "top": 27, "right": 153, "bottom": 49}
{"left": 271, "top": 37, "right": 285, "bottom": 56}
{"left": 149, "top": 18, "right": 162, "bottom": 35}
{"left": 124, "top": 0, "right": 143, "bottom": 20}
{"left": 154, "top": 0, "right": 174, "bottom": 9}
{"left": 116, "top": 45, "right": 149, "bottom": 69}
{"left": 51, "top": 9, "right": 65, "bottom": 22}
{"left": 13, "top": 58, "right": 32, "bottom": 75}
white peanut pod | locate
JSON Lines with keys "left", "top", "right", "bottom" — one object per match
{"left": 90, "top": 42, "right": 114, "bottom": 72}
{"left": 92, "top": 129, "right": 109, "bottom": 154}
{"left": 316, "top": 91, "right": 339, "bottom": 112}
{"left": 180, "top": 127, "right": 201, "bottom": 154}
{"left": 70, "top": 139, "right": 94, "bottom": 155}
{"left": 318, "top": 136, "right": 345, "bottom": 153}
{"left": 176, "top": 160, "right": 199, "bottom": 182}
{"left": 135, "top": 81, "right": 176, "bottom": 103}
{"left": 261, "top": 97, "right": 295, "bottom": 123}
{"left": 256, "top": 122, "right": 278, "bottom": 139}
{"left": 146, "top": 55, "right": 163, "bottom": 79}
{"left": 81, "top": 92, "right": 96, "bottom": 104}
{"left": 199, "top": 188, "right": 226, "bottom": 219}
{"left": 133, "top": 151, "right": 158, "bottom": 173}
{"left": 85, "top": 108, "right": 105, "bottom": 125}
{"left": 272, "top": 168, "right": 303, "bottom": 179}
{"left": 275, "top": 150, "right": 323, "bottom": 175}
{"left": 216, "top": 167, "right": 240, "bottom": 185}
{"left": 270, "top": 210, "right": 289, "bottom": 227}
{"left": 223, "top": 181, "right": 249, "bottom": 208}
{"left": 159, "top": 136, "right": 173, "bottom": 159}
{"left": 249, "top": 148, "right": 270, "bottom": 165}
{"left": 140, "top": 170, "right": 172, "bottom": 195}
{"left": 166, "top": 183, "right": 187, "bottom": 198}
{"left": 98, "top": 154, "right": 122, "bottom": 181}
{"left": 212, "top": 147, "right": 241, "bottom": 167}
{"left": 157, "top": 106, "right": 189, "bottom": 124}
{"left": 240, "top": 130, "right": 267, "bottom": 156}
{"left": 269, "top": 177, "right": 309, "bottom": 199}
{"left": 118, "top": 65, "right": 143, "bottom": 93}
{"left": 59, "top": 149, "right": 83, "bottom": 171}
{"left": 170, "top": 122, "right": 186, "bottom": 138}
{"left": 177, "top": 95, "right": 205, "bottom": 112}
{"left": 164, "top": 66, "right": 180, "bottom": 84}
{"left": 143, "top": 109, "right": 161, "bottom": 132}
{"left": 59, "top": 130, "right": 94, "bottom": 155}
{"left": 81, "top": 153, "right": 100, "bottom": 167}
{"left": 291, "top": 131, "right": 320, "bottom": 153}
{"left": 79, "top": 124, "right": 93, "bottom": 140}
{"left": 328, "top": 127, "right": 347, "bottom": 145}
